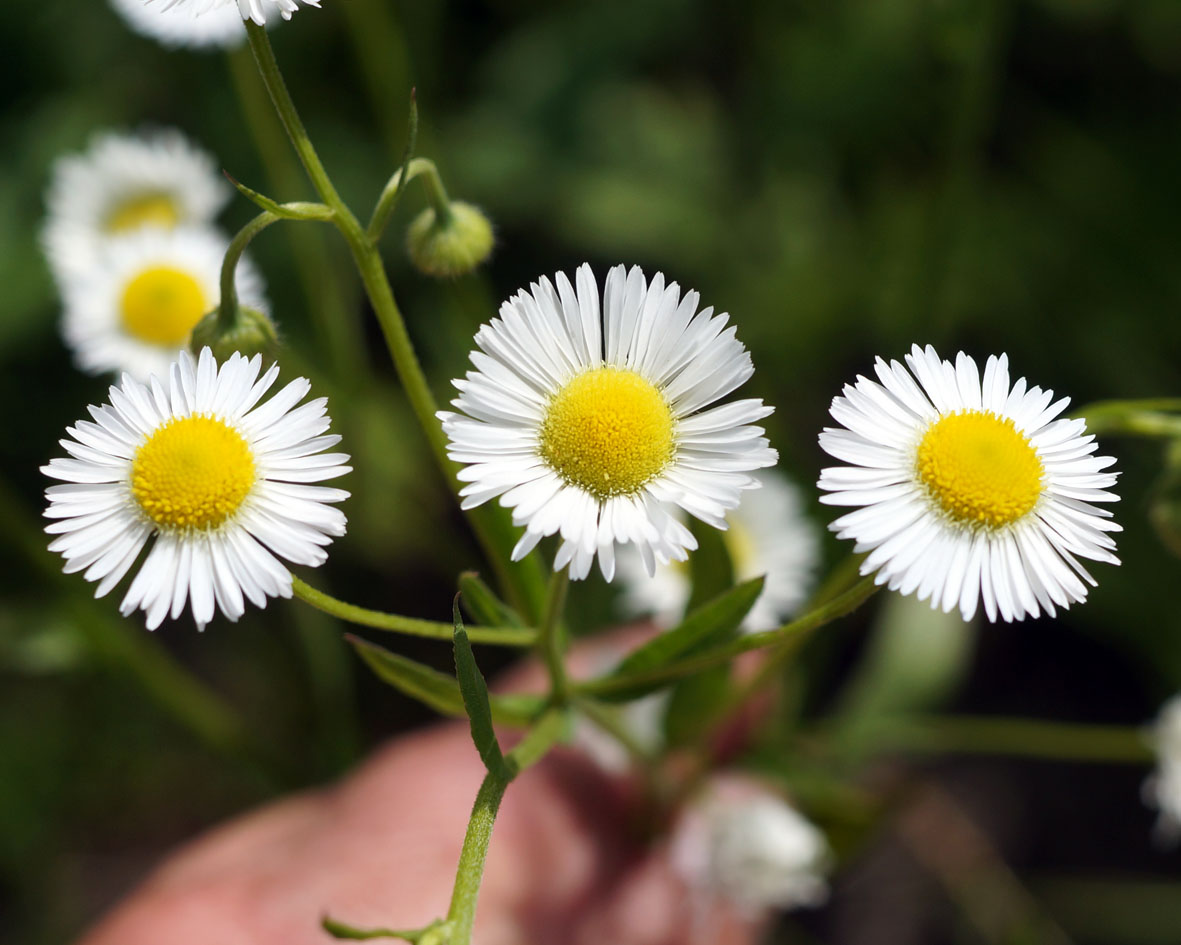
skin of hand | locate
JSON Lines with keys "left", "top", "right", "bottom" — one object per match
{"left": 75, "top": 633, "right": 762, "bottom": 945}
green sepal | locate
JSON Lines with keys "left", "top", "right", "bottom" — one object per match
{"left": 458, "top": 572, "right": 524, "bottom": 629}
{"left": 452, "top": 596, "right": 516, "bottom": 780}
{"left": 347, "top": 635, "right": 541, "bottom": 727}
{"left": 224, "top": 171, "right": 333, "bottom": 220}
{"left": 597, "top": 577, "right": 764, "bottom": 702}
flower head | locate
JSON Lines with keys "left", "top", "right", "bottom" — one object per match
{"left": 618, "top": 470, "right": 819, "bottom": 631}
{"left": 1145, "top": 695, "right": 1181, "bottom": 844}
{"left": 818, "top": 344, "right": 1121, "bottom": 622}
{"left": 61, "top": 225, "right": 267, "bottom": 382}
{"left": 153, "top": 0, "right": 320, "bottom": 27}
{"left": 109, "top": 0, "right": 269, "bottom": 48}
{"left": 439, "top": 263, "right": 777, "bottom": 581}
{"left": 406, "top": 202, "right": 494, "bottom": 278}
{"left": 43, "top": 348, "right": 350, "bottom": 630}
{"left": 670, "top": 777, "right": 830, "bottom": 916}
{"left": 43, "top": 130, "right": 229, "bottom": 285}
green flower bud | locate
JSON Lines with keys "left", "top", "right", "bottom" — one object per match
{"left": 188, "top": 303, "right": 279, "bottom": 363}
{"left": 406, "top": 201, "right": 494, "bottom": 278}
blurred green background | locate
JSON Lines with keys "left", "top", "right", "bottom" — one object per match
{"left": 2, "top": 0, "right": 1181, "bottom": 942}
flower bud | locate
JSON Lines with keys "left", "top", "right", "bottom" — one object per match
{"left": 188, "top": 303, "right": 279, "bottom": 363}
{"left": 405, "top": 201, "right": 494, "bottom": 278}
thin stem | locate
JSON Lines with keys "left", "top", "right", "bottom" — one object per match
{"left": 219, "top": 210, "right": 279, "bottom": 330}
{"left": 578, "top": 574, "right": 880, "bottom": 698}
{"left": 538, "top": 567, "right": 571, "bottom": 703}
{"left": 875, "top": 716, "right": 1154, "bottom": 765}
{"left": 1073, "top": 400, "right": 1181, "bottom": 438}
{"left": 291, "top": 576, "right": 536, "bottom": 647}
{"left": 576, "top": 696, "right": 657, "bottom": 765}
{"left": 445, "top": 709, "right": 566, "bottom": 945}
{"left": 368, "top": 158, "right": 449, "bottom": 243}
{"left": 227, "top": 46, "right": 366, "bottom": 382}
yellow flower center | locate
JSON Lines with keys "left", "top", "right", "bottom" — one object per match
{"left": 538, "top": 367, "right": 675, "bottom": 500}
{"left": 916, "top": 410, "right": 1044, "bottom": 528}
{"left": 131, "top": 415, "right": 256, "bottom": 530}
{"left": 105, "top": 193, "right": 181, "bottom": 233}
{"left": 120, "top": 266, "right": 209, "bottom": 346}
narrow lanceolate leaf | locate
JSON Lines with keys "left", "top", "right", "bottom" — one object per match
{"left": 452, "top": 596, "right": 515, "bottom": 779}
{"left": 599, "top": 577, "right": 764, "bottom": 702}
{"left": 458, "top": 572, "right": 525, "bottom": 629}
{"left": 347, "top": 635, "right": 541, "bottom": 728}
{"left": 224, "top": 171, "right": 333, "bottom": 220}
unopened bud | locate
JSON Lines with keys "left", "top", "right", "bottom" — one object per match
{"left": 406, "top": 201, "right": 494, "bottom": 278}
{"left": 189, "top": 303, "right": 279, "bottom": 363}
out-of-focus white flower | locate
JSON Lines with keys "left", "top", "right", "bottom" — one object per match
{"left": 575, "top": 691, "right": 669, "bottom": 775}
{"left": 43, "top": 348, "right": 351, "bottom": 631}
{"left": 43, "top": 130, "right": 229, "bottom": 285}
{"left": 1144, "top": 695, "right": 1181, "bottom": 843}
{"left": 618, "top": 470, "right": 819, "bottom": 631}
{"left": 670, "top": 776, "right": 830, "bottom": 916}
{"left": 109, "top": 0, "right": 273, "bottom": 48}
{"left": 60, "top": 225, "right": 266, "bottom": 382}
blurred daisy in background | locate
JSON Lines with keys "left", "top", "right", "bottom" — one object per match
{"left": 42, "top": 129, "right": 229, "bottom": 284}
{"left": 43, "top": 348, "right": 351, "bottom": 631}
{"left": 109, "top": 0, "right": 275, "bottom": 49}
{"left": 670, "top": 776, "right": 830, "bottom": 917}
{"left": 61, "top": 225, "right": 266, "bottom": 382}
{"left": 818, "top": 344, "right": 1121, "bottom": 623}
{"left": 1144, "top": 694, "right": 1181, "bottom": 844}
{"left": 152, "top": 0, "right": 321, "bottom": 27}
{"left": 440, "top": 263, "right": 778, "bottom": 581}
{"left": 618, "top": 470, "right": 819, "bottom": 631}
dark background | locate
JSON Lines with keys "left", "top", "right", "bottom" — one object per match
{"left": 1, "top": 0, "right": 1180, "bottom": 942}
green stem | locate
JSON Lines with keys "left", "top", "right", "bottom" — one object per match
{"left": 242, "top": 22, "right": 547, "bottom": 622}
{"left": 227, "top": 45, "right": 367, "bottom": 382}
{"left": 445, "top": 709, "right": 566, "bottom": 945}
{"left": 579, "top": 574, "right": 881, "bottom": 698}
{"left": 291, "top": 576, "right": 536, "bottom": 647}
{"left": 1073, "top": 399, "right": 1181, "bottom": 438}
{"left": 368, "top": 158, "right": 449, "bottom": 243}
{"left": 537, "top": 567, "right": 571, "bottom": 703}
{"left": 218, "top": 210, "right": 279, "bottom": 330}
{"left": 877, "top": 716, "right": 1154, "bottom": 765}
{"left": 576, "top": 696, "right": 656, "bottom": 765}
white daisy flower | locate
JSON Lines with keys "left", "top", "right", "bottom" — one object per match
{"left": 152, "top": 0, "right": 321, "bottom": 27}
{"left": 818, "top": 344, "right": 1121, "bottom": 623}
{"left": 439, "top": 263, "right": 778, "bottom": 581}
{"left": 670, "top": 777, "right": 830, "bottom": 916}
{"left": 42, "top": 348, "right": 351, "bottom": 631}
{"left": 43, "top": 130, "right": 229, "bottom": 284}
{"left": 1144, "top": 695, "right": 1181, "bottom": 844}
{"left": 109, "top": 0, "right": 274, "bottom": 49}
{"left": 618, "top": 470, "right": 819, "bottom": 631}
{"left": 61, "top": 225, "right": 267, "bottom": 383}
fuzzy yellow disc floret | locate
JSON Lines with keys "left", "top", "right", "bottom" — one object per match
{"left": 916, "top": 409, "right": 1044, "bottom": 528}
{"left": 132, "top": 415, "right": 256, "bottom": 530}
{"left": 120, "top": 265, "right": 209, "bottom": 346}
{"left": 539, "top": 367, "right": 675, "bottom": 500}
{"left": 105, "top": 193, "right": 181, "bottom": 233}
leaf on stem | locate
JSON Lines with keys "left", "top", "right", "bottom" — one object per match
{"left": 453, "top": 595, "right": 517, "bottom": 780}
{"left": 599, "top": 577, "right": 764, "bottom": 702}
{"left": 458, "top": 572, "right": 524, "bottom": 629}
{"left": 347, "top": 635, "right": 541, "bottom": 727}
{"left": 322, "top": 916, "right": 429, "bottom": 942}
{"left": 224, "top": 171, "right": 333, "bottom": 220}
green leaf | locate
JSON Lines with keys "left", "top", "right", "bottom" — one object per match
{"left": 600, "top": 577, "right": 764, "bottom": 702}
{"left": 663, "top": 663, "right": 733, "bottom": 748}
{"left": 322, "top": 916, "right": 429, "bottom": 941}
{"left": 452, "top": 596, "right": 515, "bottom": 779}
{"left": 458, "top": 572, "right": 524, "bottom": 628}
{"left": 347, "top": 635, "right": 541, "bottom": 728}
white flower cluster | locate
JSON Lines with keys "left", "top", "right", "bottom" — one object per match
{"left": 670, "top": 778, "right": 830, "bottom": 916}
{"left": 42, "top": 129, "right": 269, "bottom": 382}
